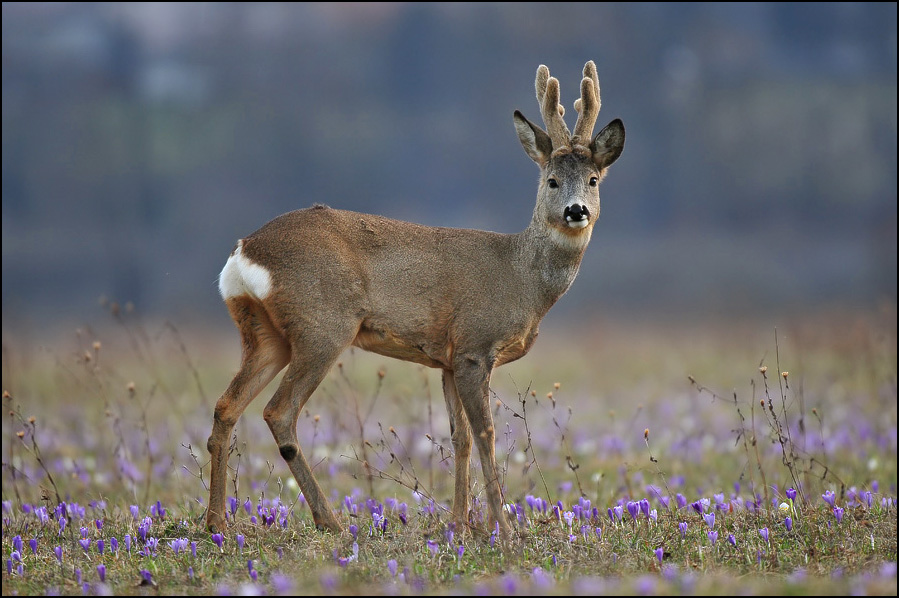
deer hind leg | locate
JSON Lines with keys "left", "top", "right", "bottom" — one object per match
{"left": 207, "top": 296, "right": 290, "bottom": 533}
{"left": 452, "top": 358, "right": 511, "bottom": 541}
{"left": 442, "top": 370, "right": 473, "bottom": 532}
{"left": 262, "top": 323, "right": 358, "bottom": 533}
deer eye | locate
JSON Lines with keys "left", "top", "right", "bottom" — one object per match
{"left": 547, "top": 178, "right": 559, "bottom": 189}
{"left": 589, "top": 177, "right": 598, "bottom": 187}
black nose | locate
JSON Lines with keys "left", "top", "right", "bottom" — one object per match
{"left": 564, "top": 204, "right": 589, "bottom": 221}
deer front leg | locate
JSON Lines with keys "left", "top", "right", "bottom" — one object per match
{"left": 442, "top": 371, "right": 473, "bottom": 532}
{"left": 452, "top": 358, "right": 511, "bottom": 542}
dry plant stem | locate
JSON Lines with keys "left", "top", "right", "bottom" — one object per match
{"left": 180, "top": 442, "right": 210, "bottom": 491}
{"left": 5, "top": 395, "right": 23, "bottom": 504}
{"left": 165, "top": 320, "right": 208, "bottom": 404}
{"left": 732, "top": 389, "right": 758, "bottom": 503}
{"left": 692, "top": 374, "right": 770, "bottom": 507}
{"left": 9, "top": 406, "right": 63, "bottom": 505}
{"left": 552, "top": 404, "right": 585, "bottom": 497}
{"left": 338, "top": 364, "right": 375, "bottom": 497}
{"left": 760, "top": 367, "right": 802, "bottom": 499}
{"left": 774, "top": 329, "right": 803, "bottom": 500}
{"left": 503, "top": 389, "right": 554, "bottom": 505}
{"left": 344, "top": 453, "right": 447, "bottom": 520}
{"left": 643, "top": 432, "right": 675, "bottom": 502}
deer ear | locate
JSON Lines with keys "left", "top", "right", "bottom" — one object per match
{"left": 591, "top": 119, "right": 625, "bottom": 171}
{"left": 514, "top": 110, "right": 553, "bottom": 166}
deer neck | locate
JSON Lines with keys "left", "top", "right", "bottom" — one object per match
{"left": 515, "top": 215, "right": 592, "bottom": 312}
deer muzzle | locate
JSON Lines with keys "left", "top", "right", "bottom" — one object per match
{"left": 564, "top": 203, "right": 590, "bottom": 228}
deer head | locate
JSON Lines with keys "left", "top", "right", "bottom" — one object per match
{"left": 513, "top": 61, "right": 625, "bottom": 245}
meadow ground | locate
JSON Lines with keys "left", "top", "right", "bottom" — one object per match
{"left": 1, "top": 304, "right": 896, "bottom": 595}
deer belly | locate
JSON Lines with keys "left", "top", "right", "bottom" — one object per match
{"left": 493, "top": 327, "right": 539, "bottom": 367}
{"left": 352, "top": 324, "right": 450, "bottom": 369}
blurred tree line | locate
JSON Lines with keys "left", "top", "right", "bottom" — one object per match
{"left": 2, "top": 3, "right": 896, "bottom": 326}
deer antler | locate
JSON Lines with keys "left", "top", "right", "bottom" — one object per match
{"left": 572, "top": 60, "right": 601, "bottom": 143}
{"left": 535, "top": 65, "right": 571, "bottom": 148}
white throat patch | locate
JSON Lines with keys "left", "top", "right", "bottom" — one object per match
{"left": 547, "top": 225, "right": 592, "bottom": 251}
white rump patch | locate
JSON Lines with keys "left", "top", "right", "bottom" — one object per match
{"left": 218, "top": 240, "right": 272, "bottom": 300}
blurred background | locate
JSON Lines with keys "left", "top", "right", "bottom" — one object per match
{"left": 2, "top": 2, "right": 896, "bottom": 334}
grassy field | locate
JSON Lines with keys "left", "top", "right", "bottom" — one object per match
{"left": 1, "top": 305, "right": 896, "bottom": 595}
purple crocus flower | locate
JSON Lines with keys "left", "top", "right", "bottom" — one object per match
{"left": 95, "top": 518, "right": 103, "bottom": 531}
{"left": 97, "top": 564, "right": 106, "bottom": 583}
{"left": 708, "top": 531, "right": 718, "bottom": 545}
{"left": 211, "top": 533, "right": 223, "bottom": 550}
{"left": 228, "top": 496, "right": 239, "bottom": 517}
{"left": 130, "top": 505, "right": 139, "bottom": 520}
{"left": 691, "top": 500, "right": 703, "bottom": 515}
{"left": 785, "top": 517, "right": 793, "bottom": 532}
{"left": 76, "top": 568, "right": 82, "bottom": 585}
{"left": 786, "top": 488, "right": 797, "bottom": 501}
{"left": 676, "top": 493, "right": 687, "bottom": 509}
{"left": 457, "top": 544, "right": 465, "bottom": 558}
{"left": 236, "top": 534, "right": 245, "bottom": 552}
{"left": 613, "top": 505, "right": 624, "bottom": 522}
{"left": 12, "top": 536, "right": 22, "bottom": 553}
{"left": 138, "top": 517, "right": 151, "bottom": 541}
{"left": 28, "top": 539, "right": 37, "bottom": 555}
{"left": 861, "top": 491, "right": 873, "bottom": 508}
{"left": 388, "top": 558, "right": 398, "bottom": 577}
{"left": 703, "top": 512, "right": 715, "bottom": 529}
{"left": 727, "top": 534, "right": 736, "bottom": 546}
{"left": 822, "top": 490, "right": 836, "bottom": 507}
{"left": 655, "top": 547, "right": 664, "bottom": 564}
{"left": 427, "top": 540, "right": 439, "bottom": 556}
{"left": 79, "top": 538, "right": 90, "bottom": 553}
{"left": 140, "top": 569, "right": 152, "bottom": 584}
{"left": 191, "top": 541, "right": 197, "bottom": 558}
{"left": 124, "top": 535, "right": 132, "bottom": 553}
{"left": 639, "top": 499, "right": 651, "bottom": 518}
{"left": 834, "top": 507, "right": 844, "bottom": 523}
{"left": 97, "top": 539, "right": 105, "bottom": 555}
{"left": 595, "top": 527, "right": 602, "bottom": 541}
{"left": 110, "top": 538, "right": 118, "bottom": 555}
{"left": 55, "top": 546, "right": 63, "bottom": 563}
{"left": 626, "top": 501, "right": 639, "bottom": 521}
{"left": 188, "top": 566, "right": 194, "bottom": 580}
{"left": 759, "top": 527, "right": 769, "bottom": 543}
{"left": 679, "top": 522, "right": 688, "bottom": 538}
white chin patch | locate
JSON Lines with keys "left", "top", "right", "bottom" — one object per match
{"left": 566, "top": 218, "right": 590, "bottom": 229}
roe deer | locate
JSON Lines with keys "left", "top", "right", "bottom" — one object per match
{"left": 206, "top": 61, "right": 625, "bottom": 540}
